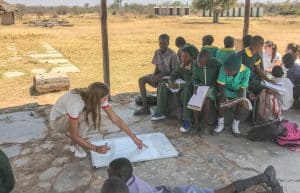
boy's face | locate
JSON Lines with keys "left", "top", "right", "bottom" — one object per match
{"left": 181, "top": 52, "right": 191, "bottom": 65}
{"left": 224, "top": 68, "right": 238, "bottom": 76}
{"left": 197, "top": 55, "right": 209, "bottom": 67}
{"left": 159, "top": 39, "right": 169, "bottom": 53}
{"left": 252, "top": 44, "right": 263, "bottom": 54}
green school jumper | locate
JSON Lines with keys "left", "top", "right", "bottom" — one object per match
{"left": 238, "top": 47, "right": 263, "bottom": 94}
{"left": 216, "top": 48, "right": 236, "bottom": 64}
{"left": 193, "top": 57, "right": 222, "bottom": 101}
{"left": 201, "top": 45, "right": 219, "bottom": 58}
{"left": 155, "top": 62, "right": 195, "bottom": 122}
{"left": 0, "top": 150, "right": 15, "bottom": 193}
{"left": 217, "top": 64, "right": 251, "bottom": 99}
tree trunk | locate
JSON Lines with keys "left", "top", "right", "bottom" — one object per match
{"left": 243, "top": 0, "right": 251, "bottom": 37}
{"left": 213, "top": 12, "right": 219, "bottom": 23}
{"left": 100, "top": 0, "right": 110, "bottom": 88}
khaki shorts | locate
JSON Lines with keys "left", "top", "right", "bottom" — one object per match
{"left": 50, "top": 112, "right": 91, "bottom": 138}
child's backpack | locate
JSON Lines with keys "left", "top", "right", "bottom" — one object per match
{"left": 257, "top": 89, "right": 281, "bottom": 122}
{"left": 276, "top": 121, "right": 300, "bottom": 152}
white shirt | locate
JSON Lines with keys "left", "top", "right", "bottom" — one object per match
{"left": 50, "top": 91, "right": 109, "bottom": 121}
{"left": 263, "top": 51, "right": 281, "bottom": 71}
{"left": 273, "top": 77, "right": 294, "bottom": 110}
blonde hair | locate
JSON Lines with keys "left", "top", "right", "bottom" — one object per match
{"left": 72, "top": 82, "right": 109, "bottom": 129}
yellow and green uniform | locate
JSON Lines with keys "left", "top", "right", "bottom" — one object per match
{"left": 155, "top": 62, "right": 195, "bottom": 122}
{"left": 193, "top": 57, "right": 223, "bottom": 101}
{"left": 216, "top": 48, "right": 236, "bottom": 64}
{"left": 0, "top": 150, "right": 15, "bottom": 193}
{"left": 238, "top": 47, "right": 263, "bottom": 94}
{"left": 217, "top": 64, "right": 251, "bottom": 99}
{"left": 201, "top": 45, "right": 219, "bottom": 58}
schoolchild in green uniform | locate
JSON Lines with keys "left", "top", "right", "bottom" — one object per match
{"left": 192, "top": 50, "right": 222, "bottom": 134}
{"left": 213, "top": 54, "right": 251, "bottom": 137}
{"left": 200, "top": 35, "right": 219, "bottom": 58}
{"left": 151, "top": 44, "right": 198, "bottom": 133}
{"left": 216, "top": 36, "right": 236, "bottom": 63}
{"left": 238, "top": 35, "right": 272, "bottom": 95}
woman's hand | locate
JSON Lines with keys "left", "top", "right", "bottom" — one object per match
{"left": 132, "top": 136, "right": 144, "bottom": 149}
{"left": 94, "top": 145, "right": 111, "bottom": 154}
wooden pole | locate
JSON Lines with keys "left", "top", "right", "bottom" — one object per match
{"left": 100, "top": 0, "right": 110, "bottom": 88}
{"left": 243, "top": 0, "right": 250, "bottom": 38}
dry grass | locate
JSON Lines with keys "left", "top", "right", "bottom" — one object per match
{"left": 0, "top": 14, "right": 300, "bottom": 108}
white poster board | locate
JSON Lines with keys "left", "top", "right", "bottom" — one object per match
{"left": 90, "top": 132, "right": 179, "bottom": 168}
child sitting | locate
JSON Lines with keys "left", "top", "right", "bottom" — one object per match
{"left": 101, "top": 177, "right": 129, "bottom": 193}
{"left": 151, "top": 44, "right": 198, "bottom": 133}
{"left": 192, "top": 50, "right": 222, "bottom": 134}
{"left": 107, "top": 158, "right": 283, "bottom": 193}
{"left": 200, "top": 35, "right": 219, "bottom": 58}
{"left": 216, "top": 36, "right": 236, "bottom": 63}
{"left": 283, "top": 53, "right": 300, "bottom": 108}
{"left": 213, "top": 54, "right": 251, "bottom": 137}
{"left": 238, "top": 35, "right": 272, "bottom": 96}
{"left": 175, "top": 36, "right": 186, "bottom": 62}
{"left": 271, "top": 66, "right": 294, "bottom": 110}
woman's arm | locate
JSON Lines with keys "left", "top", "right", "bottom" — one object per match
{"left": 68, "top": 119, "right": 109, "bottom": 154}
{"left": 104, "top": 107, "right": 144, "bottom": 149}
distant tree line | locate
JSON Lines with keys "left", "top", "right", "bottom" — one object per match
{"left": 14, "top": 0, "right": 300, "bottom": 17}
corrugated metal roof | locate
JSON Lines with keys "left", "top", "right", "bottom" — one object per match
{"left": 0, "top": 1, "right": 19, "bottom": 13}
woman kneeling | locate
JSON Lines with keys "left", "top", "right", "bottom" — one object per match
{"left": 50, "top": 82, "right": 144, "bottom": 158}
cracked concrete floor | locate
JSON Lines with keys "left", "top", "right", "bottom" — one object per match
{"left": 0, "top": 94, "right": 299, "bottom": 193}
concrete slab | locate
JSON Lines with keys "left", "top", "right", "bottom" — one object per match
{"left": 39, "top": 59, "right": 69, "bottom": 64}
{"left": 28, "top": 53, "right": 64, "bottom": 58}
{"left": 0, "top": 144, "right": 22, "bottom": 158}
{"left": 0, "top": 111, "right": 48, "bottom": 144}
{"left": 31, "top": 68, "right": 46, "bottom": 74}
{"left": 50, "top": 66, "right": 80, "bottom": 73}
{"left": 3, "top": 71, "right": 25, "bottom": 78}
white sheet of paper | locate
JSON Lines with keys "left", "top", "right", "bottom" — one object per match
{"left": 90, "top": 132, "right": 179, "bottom": 168}
{"left": 166, "top": 79, "right": 186, "bottom": 93}
{"left": 187, "top": 86, "right": 209, "bottom": 111}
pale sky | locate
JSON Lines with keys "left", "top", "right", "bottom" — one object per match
{"left": 6, "top": 0, "right": 287, "bottom": 6}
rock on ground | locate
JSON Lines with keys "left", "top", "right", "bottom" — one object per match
{"left": 53, "top": 162, "right": 92, "bottom": 193}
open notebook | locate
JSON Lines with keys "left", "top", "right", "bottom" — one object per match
{"left": 165, "top": 79, "right": 186, "bottom": 93}
{"left": 90, "top": 132, "right": 179, "bottom": 168}
{"left": 187, "top": 86, "right": 209, "bottom": 111}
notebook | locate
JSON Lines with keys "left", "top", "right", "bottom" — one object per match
{"left": 187, "top": 86, "right": 209, "bottom": 111}
{"left": 165, "top": 79, "right": 186, "bottom": 93}
{"left": 89, "top": 132, "right": 179, "bottom": 168}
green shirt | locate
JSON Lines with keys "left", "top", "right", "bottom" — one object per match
{"left": 216, "top": 48, "right": 236, "bottom": 64}
{"left": 217, "top": 64, "right": 251, "bottom": 92}
{"left": 193, "top": 57, "right": 222, "bottom": 87}
{"left": 169, "top": 62, "right": 195, "bottom": 88}
{"left": 0, "top": 150, "right": 15, "bottom": 193}
{"left": 201, "top": 45, "right": 219, "bottom": 58}
{"left": 238, "top": 47, "right": 262, "bottom": 79}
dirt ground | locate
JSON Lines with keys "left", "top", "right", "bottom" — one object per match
{"left": 1, "top": 14, "right": 300, "bottom": 108}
